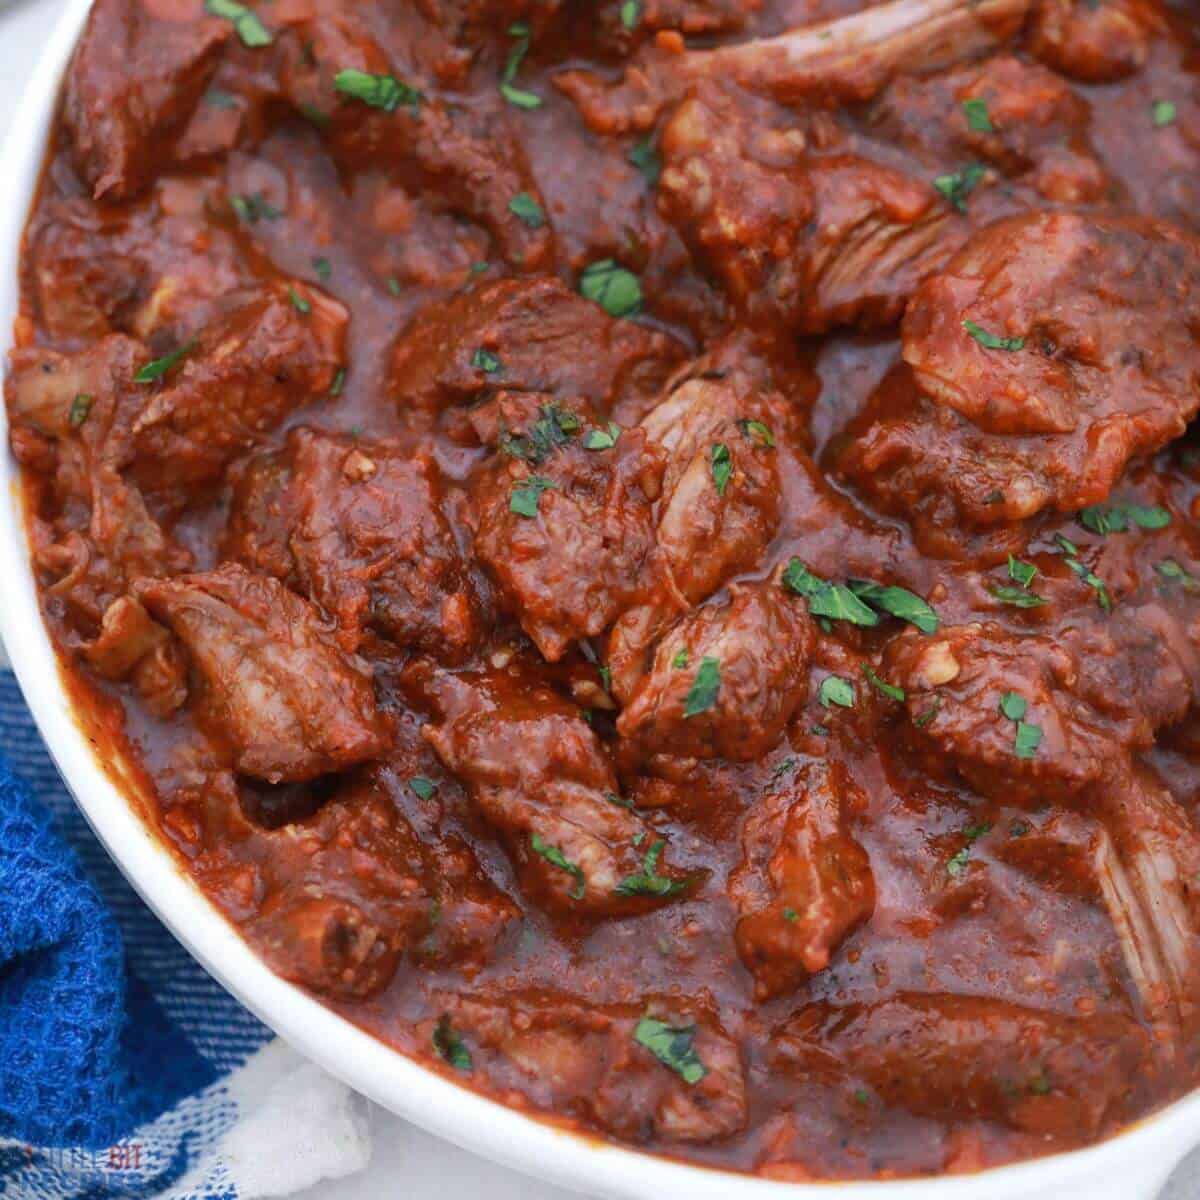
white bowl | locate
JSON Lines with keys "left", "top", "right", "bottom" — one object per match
{"left": 1, "top": 4, "right": 1197, "bottom": 1198}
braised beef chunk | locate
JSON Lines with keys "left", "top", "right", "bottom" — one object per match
{"left": 226, "top": 428, "right": 483, "bottom": 658}
{"left": 387, "top": 276, "right": 683, "bottom": 422}
{"left": 729, "top": 761, "right": 874, "bottom": 1000}
{"left": 136, "top": 566, "right": 387, "bottom": 784}
{"left": 18, "top": 0, "right": 1200, "bottom": 1180}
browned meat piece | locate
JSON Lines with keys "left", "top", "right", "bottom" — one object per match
{"left": 276, "top": 12, "right": 551, "bottom": 270}
{"left": 1027, "top": 0, "right": 1165, "bottom": 83}
{"left": 617, "top": 579, "right": 816, "bottom": 764}
{"left": 558, "top": 0, "right": 1030, "bottom": 137}
{"left": 387, "top": 276, "right": 683, "bottom": 422}
{"left": 411, "top": 663, "right": 697, "bottom": 915}
{"left": 136, "top": 565, "right": 387, "bottom": 784}
{"left": 770, "top": 994, "right": 1153, "bottom": 1137}
{"left": 472, "top": 396, "right": 665, "bottom": 661}
{"left": 428, "top": 990, "right": 747, "bottom": 1144}
{"left": 62, "top": 0, "right": 230, "bottom": 201}
{"left": 868, "top": 55, "right": 1109, "bottom": 205}
{"left": 130, "top": 282, "right": 347, "bottom": 492}
{"left": 728, "top": 761, "right": 874, "bottom": 1000}
{"left": 226, "top": 428, "right": 482, "bottom": 658}
{"left": 841, "top": 214, "right": 1200, "bottom": 529}
{"left": 884, "top": 613, "right": 1197, "bottom": 804}
{"left": 248, "top": 773, "right": 518, "bottom": 999}
{"left": 658, "top": 86, "right": 953, "bottom": 334}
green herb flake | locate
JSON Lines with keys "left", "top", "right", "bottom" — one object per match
{"left": 672, "top": 647, "right": 689, "bottom": 670}
{"left": 1063, "top": 554, "right": 1112, "bottom": 612}
{"left": 615, "top": 840, "right": 692, "bottom": 898}
{"left": 633, "top": 1016, "right": 708, "bottom": 1085}
{"left": 334, "top": 69, "right": 422, "bottom": 114}
{"left": 605, "top": 790, "right": 635, "bottom": 810}
{"left": 914, "top": 696, "right": 941, "bottom": 728}
{"left": 231, "top": 192, "right": 281, "bottom": 223}
{"left": 206, "top": 89, "right": 238, "bottom": 109}
{"left": 964, "top": 821, "right": 992, "bottom": 843}
{"left": 1153, "top": 99, "right": 1178, "bottom": 128}
{"left": 509, "top": 475, "right": 557, "bottom": 518}
{"left": 989, "top": 584, "right": 1047, "bottom": 609}
{"left": 783, "top": 907, "right": 799, "bottom": 923}
{"left": 508, "top": 192, "right": 545, "bottom": 229}
{"left": 1014, "top": 720, "right": 1043, "bottom": 760}
{"left": 433, "top": 1015, "right": 473, "bottom": 1071}
{"left": 854, "top": 1088, "right": 871, "bottom": 1106}
{"left": 288, "top": 285, "right": 312, "bottom": 315}
{"left": 530, "top": 832, "right": 585, "bottom": 899}
{"left": 962, "top": 97, "right": 994, "bottom": 133}
{"left": 470, "top": 261, "right": 490, "bottom": 275}
{"left": 628, "top": 137, "right": 661, "bottom": 186}
{"left": 1008, "top": 555, "right": 1038, "bottom": 588}
{"left": 584, "top": 422, "right": 621, "bottom": 451}
{"left": 933, "top": 162, "right": 986, "bottom": 212}
{"left": 387, "top": 277, "right": 402, "bottom": 297}
{"left": 135, "top": 341, "right": 195, "bottom": 384}
{"left": 820, "top": 675, "right": 856, "bottom": 710}
{"left": 471, "top": 348, "right": 502, "bottom": 374}
{"left": 847, "top": 579, "right": 939, "bottom": 634}
{"left": 312, "top": 256, "right": 332, "bottom": 281}
{"left": 68, "top": 393, "right": 93, "bottom": 429}
{"left": 710, "top": 443, "right": 732, "bottom": 496}
{"left": 204, "top": 0, "right": 272, "bottom": 47}
{"left": 1079, "top": 502, "right": 1171, "bottom": 535}
{"left": 737, "top": 418, "right": 776, "bottom": 448}
{"left": 963, "top": 318, "right": 1024, "bottom": 352}
{"left": 863, "top": 666, "right": 905, "bottom": 702}
{"left": 1029, "top": 1073, "right": 1052, "bottom": 1096}
{"left": 1157, "top": 558, "right": 1200, "bottom": 591}
{"left": 504, "top": 403, "right": 581, "bottom": 463}
{"left": 1054, "top": 532, "right": 1079, "bottom": 557}
{"left": 684, "top": 656, "right": 721, "bottom": 718}
{"left": 329, "top": 367, "right": 347, "bottom": 397}
{"left": 579, "top": 259, "right": 642, "bottom": 318}
{"left": 501, "top": 21, "right": 542, "bottom": 109}
{"left": 999, "top": 691, "right": 1027, "bottom": 722}
{"left": 784, "top": 562, "right": 880, "bottom": 628}
{"left": 946, "top": 847, "right": 972, "bottom": 878}
{"left": 621, "top": 0, "right": 642, "bottom": 28}
{"left": 410, "top": 776, "right": 437, "bottom": 800}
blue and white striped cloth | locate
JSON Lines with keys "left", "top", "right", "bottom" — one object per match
{"left": 0, "top": 668, "right": 369, "bottom": 1200}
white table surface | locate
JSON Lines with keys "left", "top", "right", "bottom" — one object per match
{"left": 0, "top": 3, "right": 1198, "bottom": 1196}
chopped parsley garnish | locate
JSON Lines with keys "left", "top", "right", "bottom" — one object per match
{"left": 946, "top": 847, "right": 971, "bottom": 878}
{"left": 471, "top": 348, "right": 502, "bottom": 374}
{"left": 863, "top": 666, "right": 905, "bottom": 702}
{"left": 433, "top": 1016, "right": 472, "bottom": 1071}
{"left": 783, "top": 907, "right": 799, "bottom": 923}
{"left": 387, "top": 277, "right": 402, "bottom": 297}
{"left": 508, "top": 192, "right": 545, "bottom": 229}
{"left": 599, "top": 665, "right": 612, "bottom": 693}
{"left": 1078, "top": 502, "right": 1171, "bottom": 535}
{"left": 819, "top": 675, "right": 856, "bottom": 709}
{"left": 847, "top": 579, "right": 939, "bottom": 634}
{"left": 963, "top": 318, "right": 1024, "bottom": 352}
{"left": 1008, "top": 555, "right": 1038, "bottom": 588}
{"left": 1153, "top": 99, "right": 1178, "bottom": 128}
{"left": 962, "top": 97, "right": 994, "bottom": 133}
{"left": 684, "top": 656, "right": 721, "bottom": 717}
{"left": 206, "top": 89, "right": 238, "bottom": 109}
{"left": 583, "top": 422, "right": 621, "bottom": 450}
{"left": 989, "top": 585, "right": 1047, "bottom": 608}
{"left": 914, "top": 696, "right": 941, "bottom": 728}
{"left": 503, "top": 403, "right": 580, "bottom": 463}
{"left": 628, "top": 137, "right": 661, "bottom": 186}
{"left": 1157, "top": 559, "right": 1200, "bottom": 591}
{"left": 135, "top": 341, "right": 195, "bottom": 384}
{"left": 312, "top": 256, "right": 332, "bottom": 281}
{"left": 933, "top": 163, "right": 986, "bottom": 212}
{"left": 204, "top": 0, "right": 272, "bottom": 47}
{"left": 999, "top": 692, "right": 1041, "bottom": 759}
{"left": 334, "top": 69, "right": 422, "bottom": 114}
{"left": 605, "top": 790, "right": 635, "bottom": 810}
{"left": 615, "top": 841, "right": 691, "bottom": 897}
{"left": 737, "top": 418, "right": 776, "bottom": 448}
{"left": 329, "top": 367, "right": 346, "bottom": 397}
{"left": 1062, "top": 553, "right": 1112, "bottom": 612}
{"left": 783, "top": 560, "right": 879, "bottom": 628}
{"left": 509, "top": 475, "right": 557, "bottom": 517}
{"left": 1054, "top": 532, "right": 1079, "bottom": 556}
{"left": 1029, "top": 1073, "right": 1052, "bottom": 1096}
{"left": 633, "top": 1017, "right": 708, "bottom": 1084}
{"left": 287, "top": 285, "right": 311, "bottom": 315}
{"left": 230, "top": 192, "right": 281, "bottom": 223}
{"left": 530, "top": 833, "right": 585, "bottom": 899}
{"left": 579, "top": 259, "right": 642, "bottom": 318}
{"left": 620, "top": 0, "right": 642, "bottom": 28}
{"left": 501, "top": 22, "right": 542, "bottom": 109}
{"left": 68, "top": 393, "right": 93, "bottom": 429}
{"left": 710, "top": 443, "right": 732, "bottom": 496}
{"left": 672, "top": 647, "right": 689, "bottom": 669}
{"left": 409, "top": 776, "right": 437, "bottom": 800}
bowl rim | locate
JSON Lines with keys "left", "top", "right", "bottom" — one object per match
{"left": 2, "top": 4, "right": 1199, "bottom": 1197}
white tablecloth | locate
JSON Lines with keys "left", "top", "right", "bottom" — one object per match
{"left": 0, "top": 3, "right": 1197, "bottom": 1196}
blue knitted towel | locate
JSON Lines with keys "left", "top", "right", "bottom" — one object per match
{"left": 0, "top": 669, "right": 274, "bottom": 1198}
